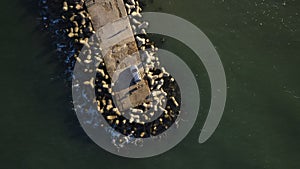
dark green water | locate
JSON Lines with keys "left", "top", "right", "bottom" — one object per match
{"left": 0, "top": 0, "right": 299, "bottom": 168}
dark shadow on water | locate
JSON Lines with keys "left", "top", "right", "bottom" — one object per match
{"left": 20, "top": 0, "right": 94, "bottom": 145}
{"left": 62, "top": 95, "right": 94, "bottom": 144}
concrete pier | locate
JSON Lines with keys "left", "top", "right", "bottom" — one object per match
{"left": 86, "top": 0, "right": 150, "bottom": 111}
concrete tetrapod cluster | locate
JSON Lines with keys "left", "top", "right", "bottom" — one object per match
{"left": 91, "top": 0, "right": 182, "bottom": 139}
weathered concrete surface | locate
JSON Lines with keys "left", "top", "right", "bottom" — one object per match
{"left": 114, "top": 80, "right": 150, "bottom": 111}
{"left": 86, "top": 0, "right": 142, "bottom": 77}
{"left": 85, "top": 0, "right": 128, "bottom": 30}
{"left": 86, "top": 0, "right": 150, "bottom": 111}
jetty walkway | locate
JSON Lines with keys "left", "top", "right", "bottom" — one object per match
{"left": 85, "top": 0, "right": 150, "bottom": 111}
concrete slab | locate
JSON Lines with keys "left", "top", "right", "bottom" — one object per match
{"left": 86, "top": 0, "right": 127, "bottom": 30}
{"left": 86, "top": 0, "right": 150, "bottom": 111}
